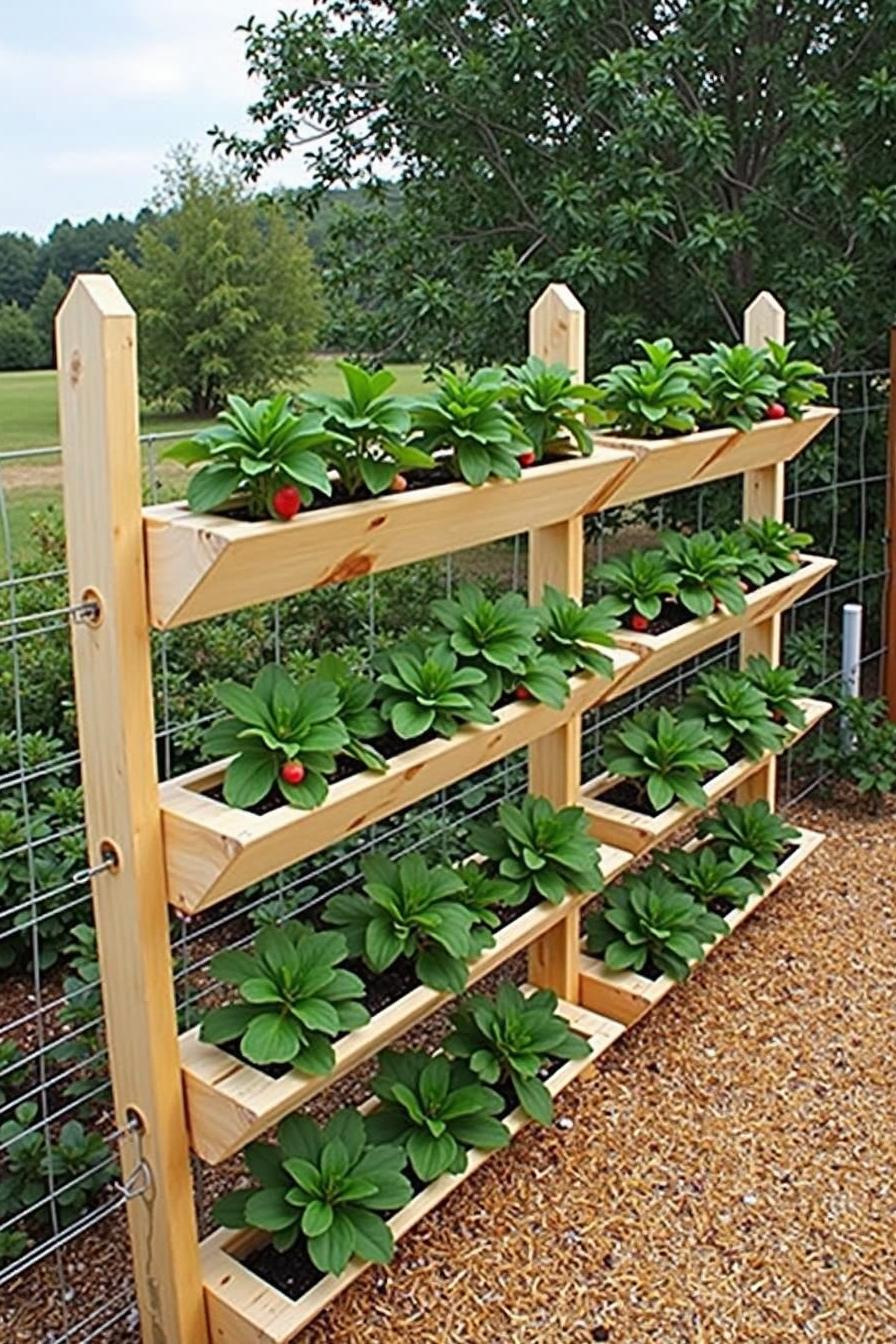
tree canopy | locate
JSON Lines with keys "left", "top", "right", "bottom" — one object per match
{"left": 215, "top": 0, "right": 896, "bottom": 369}
{"left": 106, "top": 149, "right": 323, "bottom": 414}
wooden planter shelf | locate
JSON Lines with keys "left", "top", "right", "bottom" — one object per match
{"left": 613, "top": 554, "right": 835, "bottom": 692}
{"left": 591, "top": 407, "right": 836, "bottom": 509}
{"left": 579, "top": 826, "right": 824, "bottom": 1025}
{"left": 142, "top": 410, "right": 834, "bottom": 629}
{"left": 180, "top": 842, "right": 633, "bottom": 1164}
{"left": 160, "top": 655, "right": 642, "bottom": 915}
{"left": 580, "top": 697, "right": 830, "bottom": 854}
{"left": 200, "top": 993, "right": 623, "bottom": 1344}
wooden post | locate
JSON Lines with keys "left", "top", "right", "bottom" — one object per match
{"left": 57, "top": 277, "right": 207, "bottom": 1344}
{"left": 526, "top": 284, "right": 586, "bottom": 998}
{"left": 738, "top": 291, "right": 786, "bottom": 805}
{"left": 885, "top": 324, "right": 896, "bottom": 719}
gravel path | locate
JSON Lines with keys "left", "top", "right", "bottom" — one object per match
{"left": 302, "top": 792, "right": 896, "bottom": 1344}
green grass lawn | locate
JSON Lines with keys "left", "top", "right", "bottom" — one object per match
{"left": 0, "top": 359, "right": 430, "bottom": 573}
{"left": 0, "top": 359, "right": 430, "bottom": 454}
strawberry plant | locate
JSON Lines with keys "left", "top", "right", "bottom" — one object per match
{"left": 471, "top": 795, "right": 603, "bottom": 905}
{"left": 431, "top": 583, "right": 542, "bottom": 704}
{"left": 214, "top": 1108, "right": 412, "bottom": 1273}
{"left": 681, "top": 667, "right": 788, "bottom": 760}
{"left": 454, "top": 860, "right": 517, "bottom": 947}
{"left": 743, "top": 656, "right": 808, "bottom": 729}
{"left": 535, "top": 584, "right": 619, "bottom": 680}
{"left": 602, "top": 706, "right": 726, "bottom": 812}
{"left": 203, "top": 664, "right": 350, "bottom": 808}
{"left": 693, "top": 343, "right": 782, "bottom": 432}
{"left": 375, "top": 642, "right": 495, "bottom": 739}
{"left": 315, "top": 653, "right": 387, "bottom": 772}
{"left": 595, "top": 338, "right": 705, "bottom": 437}
{"left": 584, "top": 867, "right": 728, "bottom": 981}
{"left": 595, "top": 548, "right": 678, "bottom": 624}
{"left": 657, "top": 845, "right": 759, "bottom": 909}
{"left": 444, "top": 983, "right": 590, "bottom": 1124}
{"left": 164, "top": 394, "right": 335, "bottom": 517}
{"left": 302, "top": 360, "right": 434, "bottom": 495}
{"left": 763, "top": 340, "right": 826, "bottom": 419}
{"left": 660, "top": 530, "right": 747, "bottom": 617}
{"left": 411, "top": 368, "right": 527, "bottom": 485}
{"left": 44, "top": 1121, "right": 111, "bottom": 1227}
{"left": 736, "top": 517, "right": 812, "bottom": 576}
{"left": 503, "top": 355, "right": 598, "bottom": 458}
{"left": 698, "top": 800, "right": 800, "bottom": 883}
{"left": 322, "top": 852, "right": 478, "bottom": 993}
{"left": 366, "top": 1050, "right": 510, "bottom": 1181}
{"left": 199, "top": 923, "right": 369, "bottom": 1072}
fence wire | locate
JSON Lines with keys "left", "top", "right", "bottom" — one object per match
{"left": 0, "top": 369, "right": 888, "bottom": 1342}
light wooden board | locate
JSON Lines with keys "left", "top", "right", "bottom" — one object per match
{"left": 200, "top": 993, "right": 624, "bottom": 1344}
{"left": 612, "top": 554, "right": 835, "bottom": 694}
{"left": 595, "top": 406, "right": 836, "bottom": 509}
{"left": 579, "top": 698, "right": 830, "bottom": 854}
{"left": 181, "top": 841, "right": 634, "bottom": 1164}
{"left": 161, "top": 651, "right": 641, "bottom": 915}
{"left": 143, "top": 446, "right": 634, "bottom": 628}
{"left": 579, "top": 826, "right": 824, "bottom": 1024}
{"left": 57, "top": 277, "right": 207, "bottom": 1344}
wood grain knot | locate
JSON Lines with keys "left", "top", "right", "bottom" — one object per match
{"left": 69, "top": 351, "right": 83, "bottom": 386}
{"left": 318, "top": 552, "right": 374, "bottom": 584}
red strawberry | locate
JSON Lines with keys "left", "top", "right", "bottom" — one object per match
{"left": 518, "top": 451, "right": 536, "bottom": 468}
{"left": 629, "top": 613, "right": 650, "bottom": 632}
{"left": 280, "top": 761, "right": 305, "bottom": 786}
{"left": 765, "top": 402, "right": 787, "bottom": 421}
{"left": 272, "top": 485, "right": 301, "bottom": 520}
{"left": 515, "top": 685, "right": 532, "bottom": 700}
{"left": 390, "top": 474, "right": 409, "bottom": 493}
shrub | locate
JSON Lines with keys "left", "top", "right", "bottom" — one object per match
{"left": 366, "top": 1050, "right": 510, "bottom": 1180}
{"left": 471, "top": 795, "right": 603, "bottom": 905}
{"left": 199, "top": 923, "right": 369, "bottom": 1072}
{"left": 813, "top": 696, "right": 896, "bottom": 800}
{"left": 203, "top": 664, "right": 350, "bottom": 808}
{"left": 602, "top": 706, "right": 726, "bottom": 812}
{"left": 164, "top": 394, "right": 334, "bottom": 516}
{"left": 584, "top": 867, "right": 728, "bottom": 981}
{"left": 322, "top": 852, "right": 478, "bottom": 993}
{"left": 444, "top": 983, "right": 590, "bottom": 1124}
{"left": 503, "top": 356, "right": 597, "bottom": 457}
{"left": 214, "top": 1108, "right": 412, "bottom": 1273}
{"left": 412, "top": 368, "right": 526, "bottom": 484}
{"left": 302, "top": 360, "right": 434, "bottom": 495}
{"left": 596, "top": 338, "right": 705, "bottom": 437}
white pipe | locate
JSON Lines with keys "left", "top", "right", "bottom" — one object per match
{"left": 840, "top": 602, "right": 863, "bottom": 750}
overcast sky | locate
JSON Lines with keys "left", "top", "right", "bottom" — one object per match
{"left": 0, "top": 0, "right": 314, "bottom": 238}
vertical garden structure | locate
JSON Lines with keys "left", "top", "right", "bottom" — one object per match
{"left": 58, "top": 277, "right": 834, "bottom": 1344}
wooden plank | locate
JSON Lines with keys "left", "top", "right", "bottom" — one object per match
{"left": 611, "top": 554, "right": 835, "bottom": 695}
{"left": 56, "top": 277, "right": 207, "bottom": 1344}
{"left": 161, "top": 652, "right": 641, "bottom": 915}
{"left": 597, "top": 406, "right": 836, "bottom": 509}
{"left": 579, "top": 698, "right": 830, "bottom": 854}
{"left": 201, "top": 993, "right": 624, "bottom": 1344}
{"left": 526, "top": 285, "right": 587, "bottom": 1000}
{"left": 579, "top": 827, "right": 824, "bottom": 1023}
{"left": 143, "top": 445, "right": 634, "bottom": 629}
{"left": 181, "top": 842, "right": 635, "bottom": 1164}
{"left": 739, "top": 291, "right": 788, "bottom": 806}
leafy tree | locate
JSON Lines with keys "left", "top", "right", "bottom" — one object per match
{"left": 43, "top": 214, "right": 145, "bottom": 288}
{"left": 28, "top": 273, "right": 66, "bottom": 368}
{"left": 106, "top": 147, "right": 323, "bottom": 413}
{"left": 215, "top": 1, "right": 896, "bottom": 368}
{"left": 0, "top": 304, "right": 40, "bottom": 371}
{"left": 0, "top": 233, "right": 39, "bottom": 308}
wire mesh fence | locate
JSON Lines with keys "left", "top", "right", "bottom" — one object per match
{"left": 0, "top": 366, "right": 889, "bottom": 1341}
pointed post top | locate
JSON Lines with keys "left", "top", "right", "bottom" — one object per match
{"left": 57, "top": 273, "right": 134, "bottom": 329}
{"left": 529, "top": 283, "right": 586, "bottom": 381}
{"left": 743, "top": 290, "right": 785, "bottom": 348}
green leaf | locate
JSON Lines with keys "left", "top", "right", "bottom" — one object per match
{"left": 241, "top": 1013, "right": 300, "bottom": 1066}
{"left": 513, "top": 1074, "right": 554, "bottom": 1125}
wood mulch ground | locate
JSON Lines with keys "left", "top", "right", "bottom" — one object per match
{"left": 5, "top": 788, "right": 896, "bottom": 1342}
